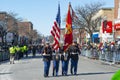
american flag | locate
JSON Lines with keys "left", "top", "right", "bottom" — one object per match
{"left": 51, "top": 4, "right": 61, "bottom": 50}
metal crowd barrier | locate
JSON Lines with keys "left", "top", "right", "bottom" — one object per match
{"left": 0, "top": 50, "right": 9, "bottom": 62}
{"left": 98, "top": 50, "right": 105, "bottom": 60}
{"left": 113, "top": 51, "right": 120, "bottom": 63}
{"left": 82, "top": 49, "right": 99, "bottom": 59}
{"left": 81, "top": 49, "right": 120, "bottom": 64}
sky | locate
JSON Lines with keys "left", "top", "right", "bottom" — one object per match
{"left": 0, "top": 0, "right": 114, "bottom": 36}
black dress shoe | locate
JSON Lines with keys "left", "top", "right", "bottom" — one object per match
{"left": 74, "top": 73, "right": 77, "bottom": 75}
{"left": 52, "top": 73, "right": 54, "bottom": 76}
{"left": 71, "top": 71, "right": 73, "bottom": 75}
{"left": 44, "top": 74, "right": 48, "bottom": 77}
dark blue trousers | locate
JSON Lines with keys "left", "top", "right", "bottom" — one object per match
{"left": 53, "top": 60, "right": 60, "bottom": 76}
{"left": 44, "top": 60, "right": 51, "bottom": 77}
{"left": 70, "top": 59, "right": 78, "bottom": 75}
{"left": 62, "top": 60, "right": 69, "bottom": 75}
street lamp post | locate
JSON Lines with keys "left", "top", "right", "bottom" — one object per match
{"left": 0, "top": 24, "right": 3, "bottom": 47}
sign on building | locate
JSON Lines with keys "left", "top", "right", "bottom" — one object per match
{"left": 6, "top": 32, "right": 14, "bottom": 43}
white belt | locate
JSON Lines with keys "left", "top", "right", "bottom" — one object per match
{"left": 42, "top": 53, "right": 51, "bottom": 56}
{"left": 71, "top": 52, "right": 78, "bottom": 55}
{"left": 63, "top": 53, "right": 68, "bottom": 56}
{"left": 52, "top": 53, "right": 60, "bottom": 56}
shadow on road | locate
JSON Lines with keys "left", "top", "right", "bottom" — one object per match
{"left": 48, "top": 71, "right": 115, "bottom": 78}
{"left": 0, "top": 72, "right": 12, "bottom": 75}
{"left": 76, "top": 71, "right": 115, "bottom": 76}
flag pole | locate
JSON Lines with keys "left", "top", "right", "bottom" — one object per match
{"left": 69, "top": 2, "right": 71, "bottom": 6}
{"left": 58, "top": 1, "right": 61, "bottom": 48}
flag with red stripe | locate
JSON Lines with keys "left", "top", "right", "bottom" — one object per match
{"left": 63, "top": 3, "right": 73, "bottom": 51}
{"left": 51, "top": 4, "right": 61, "bottom": 50}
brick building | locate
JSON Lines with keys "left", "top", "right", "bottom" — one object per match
{"left": 17, "top": 21, "right": 33, "bottom": 37}
{"left": 114, "top": 0, "right": 120, "bottom": 39}
{"left": 0, "top": 12, "right": 7, "bottom": 20}
{"left": 114, "top": 0, "right": 119, "bottom": 19}
{"left": 0, "top": 12, "right": 18, "bottom": 32}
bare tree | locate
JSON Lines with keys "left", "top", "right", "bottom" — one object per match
{"left": 8, "top": 11, "right": 23, "bottom": 22}
{"left": 7, "top": 12, "right": 24, "bottom": 34}
{"left": 6, "top": 12, "right": 18, "bottom": 33}
{"left": 73, "top": 2, "right": 104, "bottom": 42}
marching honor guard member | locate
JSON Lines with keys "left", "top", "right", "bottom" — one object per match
{"left": 42, "top": 43, "right": 52, "bottom": 77}
{"left": 69, "top": 41, "right": 81, "bottom": 75}
{"left": 60, "top": 46, "right": 70, "bottom": 76}
{"left": 52, "top": 49, "right": 60, "bottom": 76}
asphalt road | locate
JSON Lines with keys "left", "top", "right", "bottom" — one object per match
{"left": 0, "top": 54, "right": 119, "bottom": 80}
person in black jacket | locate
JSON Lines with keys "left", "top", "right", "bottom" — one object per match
{"left": 69, "top": 41, "right": 81, "bottom": 75}
{"left": 52, "top": 49, "right": 60, "bottom": 76}
{"left": 60, "top": 46, "right": 70, "bottom": 76}
{"left": 42, "top": 43, "right": 52, "bottom": 77}
{"left": 32, "top": 45, "right": 36, "bottom": 57}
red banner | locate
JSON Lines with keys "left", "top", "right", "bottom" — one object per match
{"left": 63, "top": 3, "right": 73, "bottom": 51}
{"left": 102, "top": 20, "right": 112, "bottom": 33}
{"left": 114, "top": 23, "right": 120, "bottom": 30}
{"left": 106, "top": 21, "right": 112, "bottom": 33}
{"left": 114, "top": 19, "right": 120, "bottom": 30}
